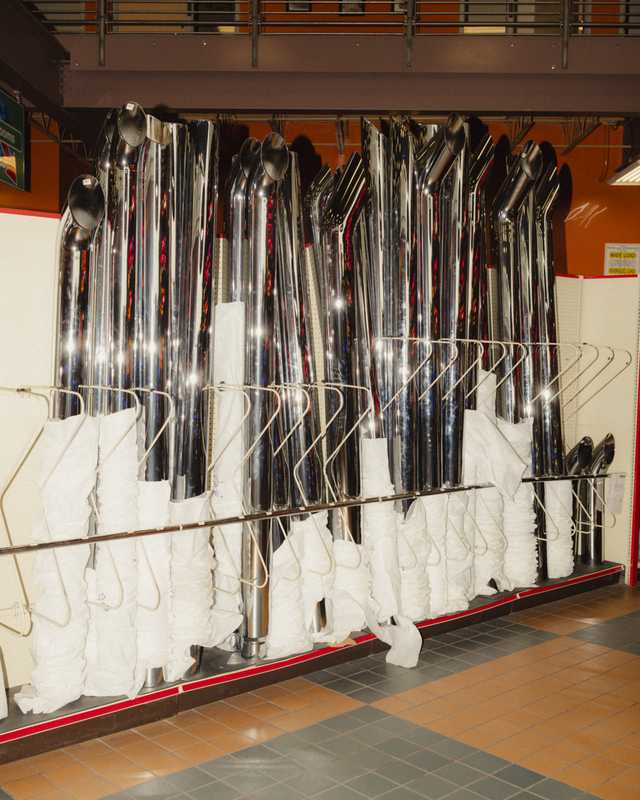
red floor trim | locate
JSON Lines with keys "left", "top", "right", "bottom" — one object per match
{"left": 0, "top": 566, "right": 620, "bottom": 747}
{"left": 0, "top": 207, "right": 60, "bottom": 220}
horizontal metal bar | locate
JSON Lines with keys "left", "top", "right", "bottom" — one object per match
{"left": 0, "top": 472, "right": 623, "bottom": 558}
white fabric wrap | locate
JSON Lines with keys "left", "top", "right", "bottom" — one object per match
{"left": 85, "top": 409, "right": 140, "bottom": 698}
{"left": 17, "top": 415, "right": 98, "bottom": 714}
{"left": 328, "top": 539, "right": 367, "bottom": 642}
{"left": 498, "top": 419, "right": 538, "bottom": 587}
{"left": 266, "top": 524, "right": 312, "bottom": 659}
{"left": 445, "top": 492, "right": 472, "bottom": 612}
{"left": 545, "top": 480, "right": 574, "bottom": 579}
{"left": 300, "top": 512, "right": 334, "bottom": 635}
{"left": 135, "top": 479, "right": 171, "bottom": 681}
{"left": 211, "top": 301, "right": 245, "bottom": 626}
{"left": 165, "top": 495, "right": 214, "bottom": 681}
{"left": 360, "top": 437, "right": 401, "bottom": 623}
{"left": 424, "top": 494, "right": 448, "bottom": 618}
{"left": 398, "top": 499, "right": 430, "bottom": 622}
{"left": 360, "top": 438, "right": 421, "bottom": 668}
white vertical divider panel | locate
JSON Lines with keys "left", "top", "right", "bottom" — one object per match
{"left": 0, "top": 210, "right": 59, "bottom": 687}
{"left": 557, "top": 275, "right": 640, "bottom": 576}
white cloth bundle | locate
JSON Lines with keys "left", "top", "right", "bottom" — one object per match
{"left": 17, "top": 415, "right": 98, "bottom": 714}
{"left": 85, "top": 409, "right": 140, "bottom": 698}
{"left": 210, "top": 301, "right": 245, "bottom": 625}
{"left": 166, "top": 495, "right": 215, "bottom": 681}
{"left": 398, "top": 499, "right": 430, "bottom": 622}
{"left": 474, "top": 486, "right": 511, "bottom": 595}
{"left": 266, "top": 524, "right": 312, "bottom": 659}
{"left": 445, "top": 492, "right": 472, "bottom": 612}
{"left": 135, "top": 480, "right": 171, "bottom": 683}
{"left": 545, "top": 480, "right": 574, "bottom": 579}
{"left": 360, "top": 438, "right": 401, "bottom": 623}
{"left": 300, "top": 512, "right": 334, "bottom": 635}
{"left": 327, "top": 539, "right": 367, "bottom": 642}
{"left": 424, "top": 493, "right": 448, "bottom": 618}
{"left": 498, "top": 418, "right": 538, "bottom": 588}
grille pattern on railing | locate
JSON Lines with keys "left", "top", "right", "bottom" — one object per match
{"left": 21, "top": 1, "right": 640, "bottom": 35}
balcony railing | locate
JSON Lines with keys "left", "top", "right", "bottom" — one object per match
{"left": 21, "top": 1, "right": 640, "bottom": 36}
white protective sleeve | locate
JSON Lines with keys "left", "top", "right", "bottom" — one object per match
{"left": 16, "top": 415, "right": 98, "bottom": 714}
{"left": 135, "top": 479, "right": 171, "bottom": 682}
{"left": 327, "top": 539, "right": 367, "bottom": 643}
{"left": 498, "top": 418, "right": 539, "bottom": 588}
{"left": 266, "top": 524, "right": 313, "bottom": 659}
{"left": 545, "top": 480, "right": 574, "bottom": 579}
{"left": 445, "top": 492, "right": 472, "bottom": 613}
{"left": 398, "top": 499, "right": 430, "bottom": 622}
{"left": 210, "top": 301, "right": 245, "bottom": 628}
{"left": 85, "top": 408, "right": 140, "bottom": 698}
{"left": 424, "top": 493, "right": 449, "bottom": 618}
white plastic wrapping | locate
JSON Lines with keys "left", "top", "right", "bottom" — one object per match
{"left": 498, "top": 418, "right": 539, "bottom": 587}
{"left": 445, "top": 492, "right": 472, "bottom": 612}
{"left": 398, "top": 499, "right": 430, "bottom": 622}
{"left": 328, "top": 539, "right": 367, "bottom": 642}
{"left": 211, "top": 301, "right": 245, "bottom": 626}
{"left": 17, "top": 414, "right": 98, "bottom": 714}
{"left": 85, "top": 409, "right": 140, "bottom": 698}
{"left": 166, "top": 495, "right": 215, "bottom": 682}
{"left": 300, "top": 512, "right": 334, "bottom": 634}
{"left": 545, "top": 480, "right": 574, "bottom": 579}
{"left": 424, "top": 493, "right": 448, "bottom": 618}
{"left": 135, "top": 480, "right": 171, "bottom": 682}
{"left": 473, "top": 486, "right": 511, "bottom": 595}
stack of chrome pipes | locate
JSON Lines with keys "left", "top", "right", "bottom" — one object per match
{"left": 20, "top": 106, "right": 613, "bottom": 714}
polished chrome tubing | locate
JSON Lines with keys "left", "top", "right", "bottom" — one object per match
{"left": 275, "top": 152, "right": 322, "bottom": 509}
{"left": 567, "top": 435, "right": 593, "bottom": 559}
{"left": 583, "top": 433, "right": 615, "bottom": 566}
{"left": 535, "top": 165, "right": 564, "bottom": 476}
{"left": 227, "top": 138, "right": 261, "bottom": 304}
{"left": 107, "top": 103, "right": 148, "bottom": 413}
{"left": 389, "top": 119, "right": 418, "bottom": 507}
{"left": 415, "top": 115, "right": 465, "bottom": 489}
{"left": 54, "top": 175, "right": 105, "bottom": 419}
{"left": 321, "top": 153, "right": 366, "bottom": 537}
{"left": 173, "top": 121, "right": 219, "bottom": 499}
{"left": 241, "top": 133, "right": 289, "bottom": 659}
{"left": 464, "top": 134, "right": 494, "bottom": 408}
{"left": 438, "top": 116, "right": 467, "bottom": 488}
{"left": 493, "top": 141, "right": 543, "bottom": 423}
{"left": 137, "top": 117, "right": 178, "bottom": 482}
{"left": 305, "top": 165, "right": 334, "bottom": 319}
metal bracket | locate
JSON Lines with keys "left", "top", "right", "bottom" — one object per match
{"left": 562, "top": 116, "right": 601, "bottom": 155}
{"left": 404, "top": 0, "right": 417, "bottom": 70}
{"left": 508, "top": 115, "right": 535, "bottom": 148}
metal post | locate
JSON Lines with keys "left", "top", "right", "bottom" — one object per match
{"left": 97, "top": 0, "right": 106, "bottom": 67}
{"left": 405, "top": 0, "right": 416, "bottom": 69}
{"left": 561, "top": 0, "right": 570, "bottom": 70}
{"left": 251, "top": 0, "right": 260, "bottom": 68}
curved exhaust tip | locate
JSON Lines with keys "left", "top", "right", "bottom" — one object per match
{"left": 445, "top": 113, "right": 466, "bottom": 156}
{"left": 593, "top": 432, "right": 616, "bottom": 472}
{"left": 261, "top": 132, "right": 289, "bottom": 182}
{"left": 520, "top": 141, "right": 543, "bottom": 182}
{"left": 67, "top": 175, "right": 105, "bottom": 232}
{"left": 240, "top": 137, "right": 262, "bottom": 177}
{"left": 117, "top": 102, "right": 147, "bottom": 148}
{"left": 576, "top": 436, "right": 594, "bottom": 472}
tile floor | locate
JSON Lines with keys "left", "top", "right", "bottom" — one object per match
{"left": 0, "top": 583, "right": 639, "bottom": 800}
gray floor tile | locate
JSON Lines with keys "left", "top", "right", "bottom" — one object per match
{"left": 433, "top": 762, "right": 485, "bottom": 786}
{"left": 352, "top": 722, "right": 397, "bottom": 745}
{"left": 324, "top": 677, "right": 365, "bottom": 693}
{"left": 428, "top": 737, "right": 477, "bottom": 760}
{"left": 346, "top": 771, "right": 399, "bottom": 797}
{"left": 322, "top": 714, "right": 366, "bottom": 732}
{"left": 468, "top": 776, "right": 520, "bottom": 800}
{"left": 218, "top": 769, "right": 276, "bottom": 794}
{"left": 405, "top": 750, "right": 451, "bottom": 772}
{"left": 188, "top": 784, "right": 242, "bottom": 800}
{"left": 167, "top": 768, "right": 216, "bottom": 791}
{"left": 315, "top": 786, "right": 366, "bottom": 800}
{"left": 348, "top": 687, "right": 391, "bottom": 703}
{"left": 128, "top": 778, "right": 184, "bottom": 798}
{"left": 527, "top": 779, "right": 584, "bottom": 800}
{"left": 288, "top": 744, "right": 337, "bottom": 770}
{"left": 357, "top": 749, "right": 398, "bottom": 771}
{"left": 495, "top": 766, "right": 544, "bottom": 789}
{"left": 405, "top": 729, "right": 447, "bottom": 748}
{"left": 375, "top": 737, "right": 421, "bottom": 759}
{"left": 320, "top": 735, "right": 370, "bottom": 758}
{"left": 290, "top": 725, "right": 335, "bottom": 745}
{"left": 508, "top": 794, "right": 544, "bottom": 800}
{"left": 229, "top": 744, "right": 283, "bottom": 763}
{"left": 249, "top": 784, "right": 305, "bottom": 800}
{"left": 378, "top": 717, "right": 419, "bottom": 736}
{"left": 462, "top": 752, "right": 511, "bottom": 774}
{"left": 348, "top": 705, "right": 389, "bottom": 723}
{"left": 377, "top": 788, "right": 424, "bottom": 799}
{"left": 376, "top": 759, "right": 425, "bottom": 785}
{"left": 445, "top": 791, "right": 486, "bottom": 800}
{"left": 323, "top": 757, "right": 370, "bottom": 781}
{"left": 405, "top": 772, "right": 459, "bottom": 798}
{"left": 285, "top": 769, "right": 336, "bottom": 796}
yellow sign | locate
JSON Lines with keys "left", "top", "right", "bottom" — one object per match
{"left": 604, "top": 243, "right": 640, "bottom": 275}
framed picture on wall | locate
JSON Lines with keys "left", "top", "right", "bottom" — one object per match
{"left": 340, "top": 0, "right": 365, "bottom": 13}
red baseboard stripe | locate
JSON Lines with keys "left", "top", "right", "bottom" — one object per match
{"left": 0, "top": 566, "right": 621, "bottom": 747}
{"left": 0, "top": 207, "right": 61, "bottom": 220}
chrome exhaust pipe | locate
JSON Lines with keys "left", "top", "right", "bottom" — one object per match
{"left": 54, "top": 175, "right": 105, "bottom": 418}
{"left": 583, "top": 433, "right": 615, "bottom": 566}
{"left": 241, "top": 133, "right": 289, "bottom": 659}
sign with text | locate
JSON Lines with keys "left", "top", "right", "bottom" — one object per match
{"left": 604, "top": 243, "right": 640, "bottom": 276}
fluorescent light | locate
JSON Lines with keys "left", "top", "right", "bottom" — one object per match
{"left": 608, "top": 158, "right": 640, "bottom": 186}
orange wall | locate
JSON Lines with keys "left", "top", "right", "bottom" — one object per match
{"left": 0, "top": 122, "right": 60, "bottom": 214}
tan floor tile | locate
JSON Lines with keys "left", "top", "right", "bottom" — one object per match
{"left": 65, "top": 739, "right": 114, "bottom": 761}
{"left": 100, "top": 729, "right": 146, "bottom": 750}
{"left": 152, "top": 729, "right": 204, "bottom": 751}
{"left": 176, "top": 742, "right": 227, "bottom": 766}
{"left": 44, "top": 761, "right": 98, "bottom": 785}
{"left": 0, "top": 757, "right": 48, "bottom": 783}
{"left": 466, "top": 717, "right": 523, "bottom": 744}
{"left": 603, "top": 743, "right": 640, "bottom": 767}
{"left": 66, "top": 775, "right": 120, "bottom": 800}
{"left": 1, "top": 774, "right": 57, "bottom": 800}
{"left": 599, "top": 777, "right": 640, "bottom": 800}
{"left": 517, "top": 752, "right": 571, "bottom": 779}
{"left": 372, "top": 696, "right": 412, "bottom": 713}
{"left": 171, "top": 709, "right": 209, "bottom": 729}
{"left": 544, "top": 738, "right": 594, "bottom": 761}
{"left": 424, "top": 716, "right": 471, "bottom": 736}
{"left": 212, "top": 733, "right": 254, "bottom": 755}
{"left": 558, "top": 764, "right": 609, "bottom": 793}
{"left": 225, "top": 691, "right": 267, "bottom": 710}
{"left": 134, "top": 720, "right": 178, "bottom": 738}
{"left": 279, "top": 677, "right": 314, "bottom": 693}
